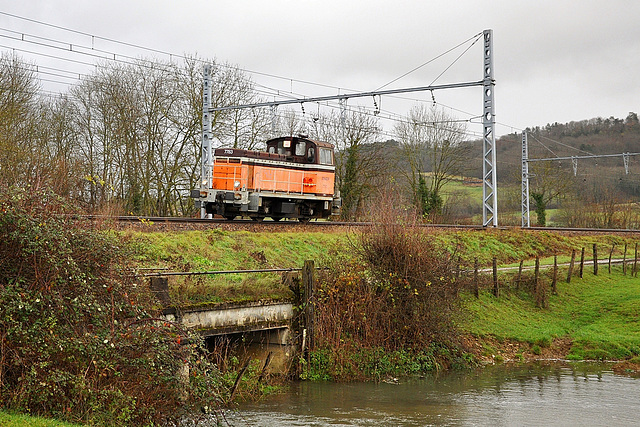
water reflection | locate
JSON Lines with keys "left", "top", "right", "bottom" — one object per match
{"left": 227, "top": 362, "right": 638, "bottom": 426}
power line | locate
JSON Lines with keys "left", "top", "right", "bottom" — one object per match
{"left": 528, "top": 133, "right": 559, "bottom": 158}
{"left": 0, "top": 11, "right": 354, "bottom": 95}
{"left": 1, "top": 12, "right": 487, "bottom": 142}
{"left": 1, "top": 10, "right": 489, "bottom": 120}
{"left": 427, "top": 33, "right": 483, "bottom": 87}
{"left": 0, "top": 11, "right": 179, "bottom": 59}
{"left": 0, "top": 30, "right": 181, "bottom": 74}
{"left": 375, "top": 32, "right": 483, "bottom": 91}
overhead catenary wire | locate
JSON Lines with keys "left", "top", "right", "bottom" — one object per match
{"left": 0, "top": 11, "right": 358, "bottom": 95}
{"left": 375, "top": 32, "right": 483, "bottom": 91}
{"left": 528, "top": 133, "right": 559, "bottom": 158}
{"left": 1, "top": 12, "right": 486, "bottom": 107}
{"left": 3, "top": 9, "right": 601, "bottom": 150}
{"left": 1, "top": 11, "right": 489, "bottom": 143}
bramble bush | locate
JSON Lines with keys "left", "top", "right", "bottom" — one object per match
{"left": 0, "top": 186, "right": 223, "bottom": 425}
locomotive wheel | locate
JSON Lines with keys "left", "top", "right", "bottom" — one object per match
{"left": 224, "top": 214, "right": 236, "bottom": 220}
{"left": 271, "top": 216, "right": 283, "bottom": 221}
{"left": 298, "top": 217, "right": 311, "bottom": 223}
{"left": 251, "top": 216, "right": 264, "bottom": 222}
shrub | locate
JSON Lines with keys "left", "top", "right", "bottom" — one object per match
{"left": 0, "top": 186, "right": 222, "bottom": 425}
{"left": 312, "top": 201, "right": 464, "bottom": 379}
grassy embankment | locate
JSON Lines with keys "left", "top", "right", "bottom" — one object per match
{"left": 125, "top": 227, "right": 347, "bottom": 305}
{"left": 127, "top": 226, "right": 640, "bottom": 363}
{"left": 462, "top": 265, "right": 640, "bottom": 362}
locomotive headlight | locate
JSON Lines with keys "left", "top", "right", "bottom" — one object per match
{"left": 234, "top": 181, "right": 241, "bottom": 188}
{"left": 201, "top": 179, "right": 208, "bottom": 187}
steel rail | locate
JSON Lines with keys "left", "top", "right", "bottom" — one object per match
{"left": 99, "top": 215, "right": 640, "bottom": 233}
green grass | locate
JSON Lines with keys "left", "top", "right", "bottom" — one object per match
{"left": 125, "top": 229, "right": 348, "bottom": 305}
{"left": 124, "top": 226, "right": 640, "bottom": 315}
{"left": 461, "top": 266, "right": 640, "bottom": 360}
{"left": 440, "top": 178, "right": 483, "bottom": 201}
{"left": 0, "top": 411, "right": 81, "bottom": 427}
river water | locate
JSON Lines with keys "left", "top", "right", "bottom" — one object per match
{"left": 225, "top": 362, "right": 638, "bottom": 426}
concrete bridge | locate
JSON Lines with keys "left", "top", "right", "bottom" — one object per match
{"left": 162, "top": 300, "right": 294, "bottom": 344}
{"left": 149, "top": 261, "right": 316, "bottom": 376}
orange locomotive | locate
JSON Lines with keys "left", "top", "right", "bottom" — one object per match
{"left": 192, "top": 136, "right": 341, "bottom": 221}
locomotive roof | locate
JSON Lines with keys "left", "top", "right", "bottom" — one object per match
{"left": 266, "top": 136, "right": 334, "bottom": 149}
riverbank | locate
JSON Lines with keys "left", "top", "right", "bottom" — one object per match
{"left": 5, "top": 205, "right": 640, "bottom": 425}
{"left": 458, "top": 262, "right": 640, "bottom": 378}
{"left": 5, "top": 184, "right": 639, "bottom": 426}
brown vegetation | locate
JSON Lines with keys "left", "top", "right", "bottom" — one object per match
{"left": 313, "top": 202, "right": 463, "bottom": 374}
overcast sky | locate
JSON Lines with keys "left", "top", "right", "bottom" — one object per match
{"left": 1, "top": 0, "right": 639, "bottom": 139}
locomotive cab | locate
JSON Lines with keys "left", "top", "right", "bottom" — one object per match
{"left": 265, "top": 137, "right": 334, "bottom": 166}
{"left": 192, "top": 136, "right": 341, "bottom": 221}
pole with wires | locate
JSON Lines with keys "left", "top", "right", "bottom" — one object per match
{"left": 200, "top": 64, "right": 213, "bottom": 219}
{"left": 482, "top": 29, "right": 498, "bottom": 227}
{"left": 521, "top": 130, "right": 530, "bottom": 227}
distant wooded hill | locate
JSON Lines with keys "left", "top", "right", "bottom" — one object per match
{"left": 494, "top": 112, "right": 640, "bottom": 184}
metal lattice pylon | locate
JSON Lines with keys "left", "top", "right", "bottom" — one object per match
{"left": 482, "top": 29, "right": 498, "bottom": 227}
{"left": 521, "top": 131, "right": 530, "bottom": 227}
{"left": 201, "top": 64, "right": 213, "bottom": 218}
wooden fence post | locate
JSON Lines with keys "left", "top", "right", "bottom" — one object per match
{"left": 516, "top": 260, "right": 524, "bottom": 289}
{"left": 623, "top": 243, "right": 628, "bottom": 275}
{"left": 302, "top": 260, "right": 316, "bottom": 351}
{"left": 492, "top": 257, "right": 499, "bottom": 298}
{"left": 474, "top": 257, "right": 479, "bottom": 299}
{"left": 552, "top": 255, "right": 558, "bottom": 295}
{"left": 534, "top": 256, "right": 546, "bottom": 308}
{"left": 634, "top": 244, "right": 638, "bottom": 277}
{"left": 285, "top": 271, "right": 303, "bottom": 378}
{"left": 579, "top": 247, "right": 585, "bottom": 278}
{"left": 149, "top": 276, "right": 171, "bottom": 306}
{"left": 567, "top": 249, "right": 576, "bottom": 283}
{"left": 455, "top": 256, "right": 461, "bottom": 297}
{"left": 608, "top": 244, "right": 615, "bottom": 274}
{"left": 593, "top": 243, "right": 598, "bottom": 276}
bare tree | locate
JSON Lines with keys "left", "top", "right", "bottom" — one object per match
{"left": 37, "top": 95, "right": 84, "bottom": 198}
{"left": 394, "top": 104, "right": 470, "bottom": 217}
{"left": 0, "top": 53, "right": 40, "bottom": 188}
{"left": 529, "top": 161, "right": 575, "bottom": 226}
{"left": 210, "top": 65, "right": 271, "bottom": 150}
{"left": 310, "top": 108, "right": 386, "bottom": 220}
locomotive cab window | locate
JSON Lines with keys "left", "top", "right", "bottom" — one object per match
{"left": 295, "top": 141, "right": 306, "bottom": 156}
{"left": 273, "top": 139, "right": 292, "bottom": 155}
{"left": 319, "top": 147, "right": 333, "bottom": 165}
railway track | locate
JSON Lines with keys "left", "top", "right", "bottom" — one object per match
{"left": 101, "top": 215, "right": 640, "bottom": 234}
